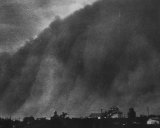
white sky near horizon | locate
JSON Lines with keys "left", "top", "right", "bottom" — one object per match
{"left": 35, "top": 0, "right": 98, "bottom": 30}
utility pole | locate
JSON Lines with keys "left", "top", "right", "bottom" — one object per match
{"left": 101, "top": 109, "right": 103, "bottom": 114}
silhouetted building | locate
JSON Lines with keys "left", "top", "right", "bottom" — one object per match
{"left": 23, "top": 116, "right": 35, "bottom": 125}
{"left": 128, "top": 108, "right": 136, "bottom": 120}
{"left": 147, "top": 116, "right": 160, "bottom": 125}
{"left": 89, "top": 113, "right": 102, "bottom": 119}
{"left": 89, "top": 106, "right": 123, "bottom": 119}
{"left": 107, "top": 106, "right": 123, "bottom": 118}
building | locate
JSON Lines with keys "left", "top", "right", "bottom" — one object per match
{"left": 89, "top": 113, "right": 102, "bottom": 119}
{"left": 111, "top": 111, "right": 123, "bottom": 118}
{"left": 106, "top": 106, "right": 123, "bottom": 118}
{"left": 147, "top": 117, "right": 160, "bottom": 125}
{"left": 89, "top": 106, "right": 123, "bottom": 119}
{"left": 128, "top": 108, "right": 136, "bottom": 119}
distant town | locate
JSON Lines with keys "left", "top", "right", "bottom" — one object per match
{"left": 0, "top": 106, "right": 160, "bottom": 128}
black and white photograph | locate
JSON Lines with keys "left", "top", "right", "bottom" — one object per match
{"left": 0, "top": 0, "right": 160, "bottom": 127}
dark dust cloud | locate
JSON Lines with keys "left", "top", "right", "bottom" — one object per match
{"left": 0, "top": 0, "right": 160, "bottom": 117}
{"left": 0, "top": 0, "right": 96, "bottom": 52}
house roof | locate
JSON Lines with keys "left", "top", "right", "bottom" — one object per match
{"left": 148, "top": 117, "right": 160, "bottom": 121}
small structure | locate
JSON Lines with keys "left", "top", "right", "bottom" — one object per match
{"left": 111, "top": 111, "right": 123, "bottom": 118}
{"left": 23, "top": 116, "right": 35, "bottom": 125}
{"left": 107, "top": 106, "right": 123, "bottom": 118}
{"left": 89, "top": 113, "right": 102, "bottom": 119}
{"left": 147, "top": 117, "right": 160, "bottom": 125}
{"left": 128, "top": 108, "right": 136, "bottom": 119}
{"left": 89, "top": 106, "right": 123, "bottom": 119}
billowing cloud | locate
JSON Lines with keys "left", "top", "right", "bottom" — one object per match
{"left": 0, "top": 0, "right": 97, "bottom": 52}
{"left": 0, "top": 0, "right": 160, "bottom": 118}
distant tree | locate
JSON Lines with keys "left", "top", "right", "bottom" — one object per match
{"left": 51, "top": 111, "right": 59, "bottom": 120}
{"left": 60, "top": 112, "right": 68, "bottom": 119}
{"left": 54, "top": 111, "right": 58, "bottom": 117}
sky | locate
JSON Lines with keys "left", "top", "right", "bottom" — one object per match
{"left": 0, "top": 0, "right": 97, "bottom": 53}
{"left": 0, "top": 0, "right": 160, "bottom": 118}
